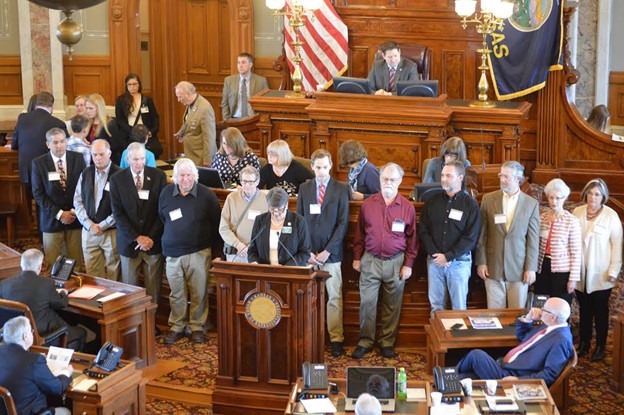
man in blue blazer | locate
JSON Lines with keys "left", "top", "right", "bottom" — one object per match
{"left": 31, "top": 127, "right": 86, "bottom": 270}
{"left": 296, "top": 149, "right": 350, "bottom": 357}
{"left": 456, "top": 297, "right": 574, "bottom": 386}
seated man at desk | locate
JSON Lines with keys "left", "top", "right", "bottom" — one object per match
{"left": 456, "top": 297, "right": 574, "bottom": 386}
{"left": 0, "top": 248, "right": 86, "bottom": 351}
{"left": 367, "top": 40, "right": 419, "bottom": 96}
{"left": 0, "top": 316, "right": 73, "bottom": 415}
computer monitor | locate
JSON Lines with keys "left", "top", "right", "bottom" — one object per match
{"left": 333, "top": 76, "right": 372, "bottom": 95}
{"left": 197, "top": 167, "right": 226, "bottom": 189}
{"left": 397, "top": 80, "right": 439, "bottom": 98}
{"left": 415, "top": 182, "right": 444, "bottom": 202}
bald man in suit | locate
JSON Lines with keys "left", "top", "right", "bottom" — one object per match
{"left": 221, "top": 52, "right": 269, "bottom": 121}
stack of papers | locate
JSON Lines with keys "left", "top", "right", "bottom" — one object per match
{"left": 46, "top": 346, "right": 73, "bottom": 377}
{"left": 512, "top": 384, "right": 547, "bottom": 400}
{"left": 299, "top": 398, "right": 336, "bottom": 413}
{"left": 406, "top": 387, "right": 427, "bottom": 401}
{"left": 68, "top": 285, "right": 106, "bottom": 299}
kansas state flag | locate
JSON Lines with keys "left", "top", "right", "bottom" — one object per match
{"left": 488, "top": 0, "right": 564, "bottom": 100}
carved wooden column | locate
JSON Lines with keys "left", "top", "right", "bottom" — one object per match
{"left": 230, "top": 0, "right": 255, "bottom": 71}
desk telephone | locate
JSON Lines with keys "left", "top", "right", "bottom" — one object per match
{"left": 526, "top": 293, "right": 549, "bottom": 326}
{"left": 51, "top": 255, "right": 75, "bottom": 281}
{"left": 302, "top": 361, "right": 328, "bottom": 390}
{"left": 433, "top": 366, "right": 464, "bottom": 403}
{"left": 95, "top": 342, "right": 123, "bottom": 372}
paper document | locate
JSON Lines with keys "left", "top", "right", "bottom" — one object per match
{"left": 441, "top": 318, "right": 467, "bottom": 330}
{"left": 68, "top": 285, "right": 106, "bottom": 299}
{"left": 299, "top": 398, "right": 336, "bottom": 414}
{"left": 46, "top": 346, "right": 73, "bottom": 377}
{"left": 73, "top": 377, "right": 98, "bottom": 391}
{"left": 468, "top": 316, "right": 502, "bottom": 329}
{"left": 406, "top": 387, "right": 427, "bottom": 401}
{"left": 430, "top": 402, "right": 460, "bottom": 415}
{"left": 97, "top": 292, "right": 125, "bottom": 303}
{"left": 512, "top": 383, "right": 547, "bottom": 400}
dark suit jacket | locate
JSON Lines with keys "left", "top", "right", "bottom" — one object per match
{"left": 11, "top": 108, "right": 68, "bottom": 184}
{"left": 96, "top": 118, "right": 127, "bottom": 165}
{"left": 109, "top": 166, "right": 168, "bottom": 257}
{"left": 367, "top": 57, "right": 420, "bottom": 93}
{"left": 114, "top": 94, "right": 163, "bottom": 159}
{"left": 0, "top": 343, "right": 71, "bottom": 415}
{"left": 296, "top": 178, "right": 349, "bottom": 263}
{"left": 502, "top": 322, "right": 574, "bottom": 386}
{"left": 0, "top": 270, "right": 70, "bottom": 335}
{"left": 221, "top": 73, "right": 269, "bottom": 120}
{"left": 31, "top": 151, "right": 86, "bottom": 233}
{"left": 248, "top": 211, "right": 311, "bottom": 266}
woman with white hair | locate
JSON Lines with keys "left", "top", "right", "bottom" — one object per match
{"left": 535, "top": 178, "right": 582, "bottom": 303}
{"left": 259, "top": 139, "right": 313, "bottom": 196}
{"left": 573, "top": 179, "right": 623, "bottom": 361}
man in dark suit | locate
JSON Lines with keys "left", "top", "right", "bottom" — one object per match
{"left": 0, "top": 249, "right": 86, "bottom": 351}
{"left": 0, "top": 316, "right": 73, "bottom": 415}
{"left": 221, "top": 52, "right": 269, "bottom": 121}
{"left": 110, "top": 142, "right": 168, "bottom": 306}
{"left": 31, "top": 127, "right": 86, "bottom": 270}
{"left": 457, "top": 297, "right": 574, "bottom": 386}
{"left": 296, "top": 149, "right": 349, "bottom": 357}
{"left": 367, "top": 40, "right": 419, "bottom": 96}
{"left": 11, "top": 92, "right": 68, "bottom": 186}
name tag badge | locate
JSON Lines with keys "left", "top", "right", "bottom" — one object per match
{"left": 494, "top": 214, "right": 507, "bottom": 225}
{"left": 449, "top": 209, "right": 463, "bottom": 221}
{"left": 540, "top": 229, "right": 549, "bottom": 238}
{"left": 392, "top": 220, "right": 405, "bottom": 232}
{"left": 247, "top": 210, "right": 261, "bottom": 221}
{"left": 310, "top": 204, "right": 321, "bottom": 214}
{"left": 282, "top": 226, "right": 293, "bottom": 234}
{"left": 138, "top": 190, "right": 150, "bottom": 200}
{"left": 48, "top": 171, "right": 61, "bottom": 181}
{"left": 593, "top": 224, "right": 607, "bottom": 235}
{"left": 140, "top": 105, "right": 149, "bottom": 113}
{"left": 104, "top": 182, "right": 110, "bottom": 192}
{"left": 169, "top": 208, "right": 183, "bottom": 221}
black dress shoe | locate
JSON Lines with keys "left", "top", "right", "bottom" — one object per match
{"left": 331, "top": 342, "right": 344, "bottom": 357}
{"left": 380, "top": 347, "right": 397, "bottom": 359}
{"left": 351, "top": 346, "right": 371, "bottom": 359}
{"left": 591, "top": 345, "right": 606, "bottom": 362}
{"left": 164, "top": 331, "right": 184, "bottom": 345}
{"left": 191, "top": 331, "right": 205, "bottom": 343}
{"left": 576, "top": 341, "right": 590, "bottom": 357}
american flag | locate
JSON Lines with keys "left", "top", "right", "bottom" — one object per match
{"left": 283, "top": 0, "right": 349, "bottom": 91}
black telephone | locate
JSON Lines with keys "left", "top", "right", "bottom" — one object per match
{"left": 94, "top": 342, "right": 124, "bottom": 372}
{"left": 50, "top": 255, "right": 75, "bottom": 281}
{"left": 302, "top": 361, "right": 328, "bottom": 390}
{"left": 526, "top": 293, "right": 549, "bottom": 326}
{"left": 433, "top": 366, "right": 462, "bottom": 394}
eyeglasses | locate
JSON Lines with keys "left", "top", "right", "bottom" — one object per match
{"left": 444, "top": 152, "right": 458, "bottom": 157}
{"left": 241, "top": 180, "right": 257, "bottom": 185}
{"left": 127, "top": 82, "right": 139, "bottom": 87}
{"left": 269, "top": 206, "right": 287, "bottom": 214}
{"left": 547, "top": 195, "right": 566, "bottom": 202}
{"left": 541, "top": 308, "right": 559, "bottom": 319}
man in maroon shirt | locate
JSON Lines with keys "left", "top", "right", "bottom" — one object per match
{"left": 352, "top": 163, "right": 419, "bottom": 358}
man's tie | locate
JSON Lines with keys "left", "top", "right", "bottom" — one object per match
{"left": 240, "top": 78, "right": 249, "bottom": 118}
{"left": 502, "top": 327, "right": 547, "bottom": 363}
{"left": 135, "top": 174, "right": 142, "bottom": 191}
{"left": 389, "top": 67, "right": 396, "bottom": 91}
{"left": 318, "top": 183, "right": 326, "bottom": 205}
{"left": 57, "top": 159, "right": 66, "bottom": 190}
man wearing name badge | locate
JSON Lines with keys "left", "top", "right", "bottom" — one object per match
{"left": 367, "top": 40, "right": 419, "bottom": 96}
{"left": 110, "top": 142, "right": 168, "bottom": 306}
{"left": 159, "top": 158, "right": 221, "bottom": 344}
{"left": 476, "top": 161, "right": 540, "bottom": 309}
{"left": 73, "top": 139, "right": 121, "bottom": 280}
{"left": 456, "top": 297, "right": 574, "bottom": 386}
{"left": 352, "top": 163, "right": 418, "bottom": 359}
{"left": 418, "top": 160, "right": 481, "bottom": 314}
{"left": 31, "top": 127, "right": 86, "bottom": 271}
{"left": 296, "top": 149, "right": 350, "bottom": 357}
{"left": 219, "top": 166, "right": 269, "bottom": 263}
{"left": 221, "top": 52, "right": 269, "bottom": 121}
{"left": 174, "top": 81, "right": 217, "bottom": 167}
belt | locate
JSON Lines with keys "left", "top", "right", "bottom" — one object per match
{"left": 369, "top": 251, "right": 403, "bottom": 261}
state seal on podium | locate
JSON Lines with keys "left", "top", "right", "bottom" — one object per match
{"left": 244, "top": 292, "right": 282, "bottom": 329}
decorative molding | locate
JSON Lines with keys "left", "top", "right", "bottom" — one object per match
{"left": 0, "top": 0, "right": 10, "bottom": 39}
{"left": 76, "top": 8, "right": 109, "bottom": 39}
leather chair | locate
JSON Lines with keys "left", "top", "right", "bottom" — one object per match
{"left": 375, "top": 43, "right": 432, "bottom": 80}
{"left": 0, "top": 299, "right": 68, "bottom": 347}
{"left": 293, "top": 156, "right": 313, "bottom": 174}
{"left": 549, "top": 349, "right": 578, "bottom": 415}
{"left": 0, "top": 386, "right": 17, "bottom": 415}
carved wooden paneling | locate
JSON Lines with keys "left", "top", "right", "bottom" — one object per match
{"left": 609, "top": 71, "right": 624, "bottom": 126}
{"left": 63, "top": 56, "right": 114, "bottom": 104}
{"left": 254, "top": 58, "right": 286, "bottom": 90}
{"left": 0, "top": 56, "right": 22, "bottom": 105}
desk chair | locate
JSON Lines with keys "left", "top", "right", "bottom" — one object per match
{"left": 549, "top": 349, "right": 578, "bottom": 415}
{"left": 0, "top": 299, "right": 68, "bottom": 347}
{"left": 0, "top": 386, "right": 17, "bottom": 415}
{"left": 293, "top": 156, "right": 313, "bottom": 174}
{"left": 374, "top": 43, "right": 432, "bottom": 80}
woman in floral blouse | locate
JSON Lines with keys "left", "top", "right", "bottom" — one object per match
{"left": 211, "top": 127, "right": 260, "bottom": 185}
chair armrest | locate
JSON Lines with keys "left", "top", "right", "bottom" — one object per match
{"left": 40, "top": 325, "right": 69, "bottom": 347}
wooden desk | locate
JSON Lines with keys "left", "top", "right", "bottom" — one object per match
{"left": 285, "top": 378, "right": 559, "bottom": 415}
{"left": 425, "top": 308, "right": 524, "bottom": 373}
{"left": 60, "top": 273, "right": 157, "bottom": 368}
{"left": 0, "top": 242, "right": 20, "bottom": 280}
{"left": 32, "top": 346, "right": 146, "bottom": 415}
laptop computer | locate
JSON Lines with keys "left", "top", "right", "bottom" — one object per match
{"left": 197, "top": 167, "right": 227, "bottom": 189}
{"left": 344, "top": 367, "right": 396, "bottom": 412}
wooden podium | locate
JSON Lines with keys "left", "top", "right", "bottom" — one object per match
{"left": 210, "top": 259, "right": 329, "bottom": 415}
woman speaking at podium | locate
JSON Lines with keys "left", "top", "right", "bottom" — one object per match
{"left": 247, "top": 187, "right": 311, "bottom": 266}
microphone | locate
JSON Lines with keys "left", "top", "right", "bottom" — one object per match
{"left": 231, "top": 224, "right": 266, "bottom": 263}
{"left": 276, "top": 231, "right": 299, "bottom": 267}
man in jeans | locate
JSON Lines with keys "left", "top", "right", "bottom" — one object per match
{"left": 419, "top": 160, "right": 481, "bottom": 314}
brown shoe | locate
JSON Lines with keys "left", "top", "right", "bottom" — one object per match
{"left": 164, "top": 331, "right": 183, "bottom": 345}
{"left": 191, "top": 331, "right": 205, "bottom": 343}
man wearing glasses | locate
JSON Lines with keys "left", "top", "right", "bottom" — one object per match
{"left": 476, "top": 161, "right": 540, "bottom": 309}
{"left": 351, "top": 163, "right": 418, "bottom": 359}
{"left": 456, "top": 297, "right": 574, "bottom": 386}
